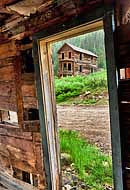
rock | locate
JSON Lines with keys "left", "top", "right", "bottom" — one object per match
{"left": 62, "top": 176, "right": 71, "bottom": 186}
{"left": 70, "top": 186, "right": 77, "bottom": 190}
{"left": 66, "top": 167, "right": 72, "bottom": 172}
{"left": 80, "top": 183, "right": 86, "bottom": 189}
{"left": 84, "top": 91, "right": 91, "bottom": 97}
{"left": 71, "top": 174, "right": 78, "bottom": 185}
{"left": 61, "top": 153, "right": 72, "bottom": 166}
{"left": 64, "top": 184, "right": 72, "bottom": 190}
{"left": 61, "top": 154, "right": 88, "bottom": 190}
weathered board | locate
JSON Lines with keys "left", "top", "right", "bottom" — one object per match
{"left": 0, "top": 0, "right": 129, "bottom": 190}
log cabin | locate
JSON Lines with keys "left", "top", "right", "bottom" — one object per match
{"left": 0, "top": 0, "right": 129, "bottom": 190}
{"left": 57, "top": 43, "right": 98, "bottom": 77}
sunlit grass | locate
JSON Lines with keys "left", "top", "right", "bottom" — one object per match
{"left": 55, "top": 70, "right": 108, "bottom": 104}
{"left": 59, "top": 129, "right": 113, "bottom": 190}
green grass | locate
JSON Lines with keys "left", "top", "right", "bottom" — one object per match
{"left": 59, "top": 130, "right": 113, "bottom": 190}
{"left": 55, "top": 70, "right": 108, "bottom": 104}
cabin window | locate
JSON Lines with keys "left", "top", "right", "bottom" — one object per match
{"left": 21, "top": 49, "right": 34, "bottom": 73}
{"left": 69, "top": 52, "right": 71, "bottom": 59}
{"left": 80, "top": 53, "right": 82, "bottom": 60}
{"left": 0, "top": 110, "right": 18, "bottom": 125}
{"left": 91, "top": 68, "right": 94, "bottom": 73}
{"left": 68, "top": 63, "right": 71, "bottom": 71}
{"left": 22, "top": 171, "right": 31, "bottom": 184}
{"left": 13, "top": 168, "right": 38, "bottom": 187}
{"left": 28, "top": 108, "right": 39, "bottom": 120}
{"left": 21, "top": 37, "right": 32, "bottom": 45}
{"left": 79, "top": 65, "right": 82, "bottom": 72}
{"left": 23, "top": 108, "right": 39, "bottom": 121}
{"left": 62, "top": 52, "right": 64, "bottom": 59}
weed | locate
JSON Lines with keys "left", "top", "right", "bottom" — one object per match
{"left": 59, "top": 129, "right": 113, "bottom": 190}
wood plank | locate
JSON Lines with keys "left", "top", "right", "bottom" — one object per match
{"left": 0, "top": 65, "right": 15, "bottom": 81}
{"left": 23, "top": 121, "right": 40, "bottom": 132}
{"left": 22, "top": 73, "right": 35, "bottom": 81}
{"left": 14, "top": 56, "right": 24, "bottom": 128}
{"left": 2, "top": 0, "right": 104, "bottom": 37}
{"left": 0, "top": 81, "right": 16, "bottom": 97}
{"left": 0, "top": 96, "right": 17, "bottom": 112}
{"left": 0, "top": 127, "right": 32, "bottom": 140}
{"left": 103, "top": 11, "right": 123, "bottom": 190}
{"left": 0, "top": 135, "right": 42, "bottom": 174}
{"left": 0, "top": 57, "right": 15, "bottom": 68}
{"left": 23, "top": 97, "right": 38, "bottom": 109}
{"left": 22, "top": 83, "right": 36, "bottom": 97}
{"left": 0, "top": 41, "right": 17, "bottom": 60}
{"left": 33, "top": 39, "right": 52, "bottom": 190}
{"left": 117, "top": 24, "right": 130, "bottom": 44}
{"left": 118, "top": 43, "right": 130, "bottom": 68}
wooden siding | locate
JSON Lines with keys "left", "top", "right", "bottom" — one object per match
{"left": 58, "top": 44, "right": 97, "bottom": 77}
{"left": 0, "top": 0, "right": 129, "bottom": 189}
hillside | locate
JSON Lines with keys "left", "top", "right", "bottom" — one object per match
{"left": 55, "top": 70, "right": 108, "bottom": 105}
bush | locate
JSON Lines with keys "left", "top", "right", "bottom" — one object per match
{"left": 55, "top": 71, "right": 107, "bottom": 103}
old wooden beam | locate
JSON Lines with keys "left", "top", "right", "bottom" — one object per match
{"left": 103, "top": 10, "right": 123, "bottom": 190}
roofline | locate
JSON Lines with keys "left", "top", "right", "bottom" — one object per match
{"left": 57, "top": 42, "right": 98, "bottom": 57}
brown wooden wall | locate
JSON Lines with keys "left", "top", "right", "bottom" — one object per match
{"left": 58, "top": 44, "right": 97, "bottom": 76}
{"left": 0, "top": 0, "right": 129, "bottom": 189}
{"left": 0, "top": 40, "right": 46, "bottom": 190}
{"left": 115, "top": 0, "right": 130, "bottom": 189}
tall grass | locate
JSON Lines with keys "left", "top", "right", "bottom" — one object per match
{"left": 55, "top": 70, "right": 107, "bottom": 103}
{"left": 59, "top": 130, "right": 113, "bottom": 190}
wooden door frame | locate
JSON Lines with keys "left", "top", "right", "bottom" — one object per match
{"left": 33, "top": 5, "right": 123, "bottom": 190}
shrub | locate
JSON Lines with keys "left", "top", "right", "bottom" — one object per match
{"left": 55, "top": 71, "right": 107, "bottom": 103}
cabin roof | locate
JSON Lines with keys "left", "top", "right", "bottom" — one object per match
{"left": 58, "top": 43, "right": 98, "bottom": 58}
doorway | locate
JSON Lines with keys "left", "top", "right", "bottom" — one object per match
{"left": 33, "top": 12, "right": 123, "bottom": 190}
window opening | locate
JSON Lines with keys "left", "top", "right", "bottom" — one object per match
{"left": 21, "top": 49, "right": 34, "bottom": 73}
{"left": 13, "top": 168, "right": 38, "bottom": 187}
{"left": 64, "top": 63, "right": 67, "bottom": 69}
{"left": 68, "top": 63, "right": 71, "bottom": 71}
{"left": 23, "top": 108, "right": 39, "bottom": 121}
{"left": 0, "top": 110, "right": 18, "bottom": 125}
{"left": 21, "top": 37, "right": 32, "bottom": 45}
{"left": 69, "top": 52, "right": 71, "bottom": 59}
{"left": 91, "top": 68, "right": 94, "bottom": 73}
{"left": 62, "top": 53, "right": 64, "bottom": 59}
{"left": 80, "top": 53, "right": 82, "bottom": 60}
{"left": 79, "top": 65, "right": 82, "bottom": 72}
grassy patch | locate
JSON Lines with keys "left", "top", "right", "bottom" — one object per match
{"left": 59, "top": 130, "right": 113, "bottom": 190}
{"left": 55, "top": 70, "right": 108, "bottom": 104}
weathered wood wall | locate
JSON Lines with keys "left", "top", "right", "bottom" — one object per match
{"left": 115, "top": 0, "right": 130, "bottom": 189}
{"left": 0, "top": 39, "right": 45, "bottom": 189}
{"left": 58, "top": 43, "right": 97, "bottom": 76}
{"left": 0, "top": 0, "right": 129, "bottom": 189}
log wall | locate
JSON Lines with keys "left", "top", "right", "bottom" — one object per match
{"left": 0, "top": 0, "right": 129, "bottom": 189}
{"left": 0, "top": 40, "right": 45, "bottom": 189}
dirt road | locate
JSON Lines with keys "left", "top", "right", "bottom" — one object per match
{"left": 57, "top": 105, "right": 112, "bottom": 155}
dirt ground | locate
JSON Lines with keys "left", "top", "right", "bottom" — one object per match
{"left": 57, "top": 105, "right": 112, "bottom": 155}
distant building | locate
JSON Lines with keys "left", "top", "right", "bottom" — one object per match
{"left": 57, "top": 43, "right": 98, "bottom": 77}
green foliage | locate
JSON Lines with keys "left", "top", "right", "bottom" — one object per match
{"left": 52, "top": 29, "right": 106, "bottom": 75}
{"left": 55, "top": 70, "right": 107, "bottom": 103}
{"left": 59, "top": 129, "right": 113, "bottom": 190}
